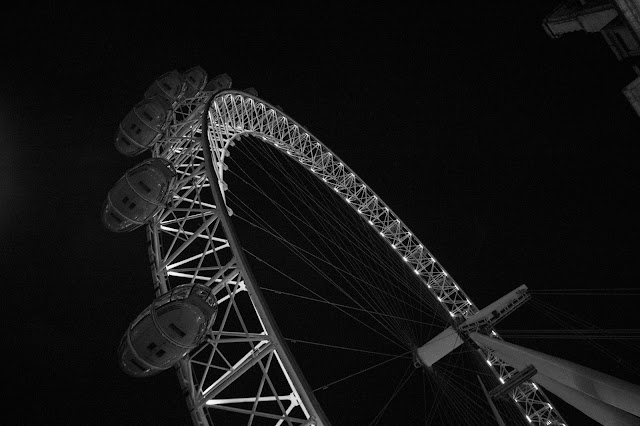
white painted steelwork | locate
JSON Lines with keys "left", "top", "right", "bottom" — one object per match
{"left": 140, "top": 83, "right": 568, "bottom": 425}
{"left": 472, "top": 332, "right": 640, "bottom": 425}
{"left": 416, "top": 285, "right": 530, "bottom": 367}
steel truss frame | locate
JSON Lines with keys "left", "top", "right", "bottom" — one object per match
{"left": 143, "top": 89, "right": 567, "bottom": 425}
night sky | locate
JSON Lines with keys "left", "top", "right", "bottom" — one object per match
{"left": 4, "top": 3, "right": 639, "bottom": 425}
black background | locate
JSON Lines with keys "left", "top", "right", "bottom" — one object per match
{"left": 3, "top": 3, "right": 638, "bottom": 425}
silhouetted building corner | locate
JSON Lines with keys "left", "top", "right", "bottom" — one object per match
{"left": 543, "top": 0, "right": 640, "bottom": 117}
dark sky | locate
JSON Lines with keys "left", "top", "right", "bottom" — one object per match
{"left": 4, "top": 3, "right": 639, "bottom": 425}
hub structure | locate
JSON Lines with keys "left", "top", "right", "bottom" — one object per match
{"left": 115, "top": 68, "right": 569, "bottom": 425}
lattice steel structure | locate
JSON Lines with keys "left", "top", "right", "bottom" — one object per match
{"left": 139, "top": 80, "right": 568, "bottom": 425}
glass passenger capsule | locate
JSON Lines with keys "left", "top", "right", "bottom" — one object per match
{"left": 243, "top": 87, "right": 258, "bottom": 96}
{"left": 203, "top": 73, "right": 232, "bottom": 93}
{"left": 144, "top": 70, "right": 184, "bottom": 105}
{"left": 114, "top": 96, "right": 170, "bottom": 156}
{"left": 118, "top": 284, "right": 218, "bottom": 377}
{"left": 181, "top": 66, "right": 208, "bottom": 98}
{"left": 102, "top": 158, "right": 176, "bottom": 232}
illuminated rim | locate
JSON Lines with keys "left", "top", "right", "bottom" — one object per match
{"left": 209, "top": 90, "right": 567, "bottom": 425}
{"left": 146, "top": 88, "right": 567, "bottom": 425}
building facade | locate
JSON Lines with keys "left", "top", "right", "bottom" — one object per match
{"left": 543, "top": 0, "right": 640, "bottom": 116}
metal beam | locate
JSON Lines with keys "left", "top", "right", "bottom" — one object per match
{"left": 471, "top": 332, "right": 640, "bottom": 419}
{"left": 198, "top": 96, "right": 330, "bottom": 425}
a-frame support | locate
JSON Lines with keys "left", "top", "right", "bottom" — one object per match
{"left": 415, "top": 285, "right": 530, "bottom": 367}
{"left": 471, "top": 332, "right": 640, "bottom": 425}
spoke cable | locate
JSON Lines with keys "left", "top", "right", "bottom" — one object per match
{"left": 232, "top": 140, "right": 440, "bottom": 316}
{"left": 311, "top": 350, "right": 413, "bottom": 393}
{"left": 283, "top": 337, "right": 412, "bottom": 358}
{"left": 369, "top": 363, "right": 416, "bottom": 425}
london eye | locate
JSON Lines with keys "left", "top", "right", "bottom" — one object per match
{"left": 103, "top": 67, "right": 640, "bottom": 425}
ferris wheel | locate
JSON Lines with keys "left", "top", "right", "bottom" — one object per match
{"left": 102, "top": 67, "right": 639, "bottom": 425}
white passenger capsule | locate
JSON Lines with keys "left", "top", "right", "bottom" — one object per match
{"left": 243, "top": 87, "right": 258, "bottom": 96}
{"left": 118, "top": 284, "right": 218, "bottom": 377}
{"left": 204, "top": 73, "right": 232, "bottom": 92}
{"left": 181, "top": 66, "right": 208, "bottom": 99}
{"left": 114, "top": 96, "right": 170, "bottom": 156}
{"left": 102, "top": 158, "right": 176, "bottom": 232}
{"left": 144, "top": 70, "right": 184, "bottom": 105}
